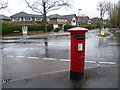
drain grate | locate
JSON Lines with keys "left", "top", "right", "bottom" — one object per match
{"left": 2, "top": 78, "right": 12, "bottom": 83}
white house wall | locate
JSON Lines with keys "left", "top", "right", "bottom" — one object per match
{"left": 71, "top": 17, "right": 76, "bottom": 25}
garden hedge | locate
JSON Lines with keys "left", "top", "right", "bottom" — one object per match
{"left": 2, "top": 24, "right": 53, "bottom": 35}
{"left": 2, "top": 24, "right": 22, "bottom": 35}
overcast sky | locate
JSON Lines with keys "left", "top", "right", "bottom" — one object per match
{"left": 0, "top": 0, "right": 119, "bottom": 19}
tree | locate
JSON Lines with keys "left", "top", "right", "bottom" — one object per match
{"left": 25, "top": 0, "right": 71, "bottom": 31}
{"left": 0, "top": 1, "right": 8, "bottom": 10}
{"left": 104, "top": 1, "right": 119, "bottom": 27}
{"left": 97, "top": 1, "right": 120, "bottom": 28}
{"left": 118, "top": 1, "right": 120, "bottom": 27}
{"left": 97, "top": 1, "right": 106, "bottom": 29}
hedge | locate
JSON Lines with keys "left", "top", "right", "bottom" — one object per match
{"left": 28, "top": 25, "right": 53, "bottom": 32}
{"left": 2, "top": 24, "right": 22, "bottom": 35}
{"left": 47, "top": 25, "right": 53, "bottom": 32}
{"left": 2, "top": 24, "right": 53, "bottom": 35}
{"left": 64, "top": 25, "right": 74, "bottom": 31}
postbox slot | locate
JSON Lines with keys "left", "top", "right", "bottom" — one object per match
{"left": 77, "top": 38, "right": 84, "bottom": 40}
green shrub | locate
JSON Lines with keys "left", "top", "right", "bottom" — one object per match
{"left": 54, "top": 28, "right": 60, "bottom": 32}
{"left": 2, "top": 24, "right": 22, "bottom": 35}
{"left": 104, "top": 24, "right": 112, "bottom": 28}
{"left": 28, "top": 25, "right": 46, "bottom": 31}
{"left": 39, "top": 25, "right": 45, "bottom": 31}
{"left": 80, "top": 24, "right": 100, "bottom": 30}
{"left": 28, "top": 25, "right": 40, "bottom": 31}
{"left": 47, "top": 25, "right": 53, "bottom": 32}
{"left": 64, "top": 25, "right": 73, "bottom": 32}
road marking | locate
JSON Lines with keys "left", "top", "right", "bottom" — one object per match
{"left": 85, "top": 61, "right": 97, "bottom": 63}
{"left": 98, "top": 62, "right": 116, "bottom": 65}
{"left": 26, "top": 57, "right": 39, "bottom": 59}
{"left": 1, "top": 69, "right": 69, "bottom": 84}
{"left": 16, "top": 56, "right": 25, "bottom": 58}
{"left": 60, "top": 59, "right": 70, "bottom": 62}
{"left": 6, "top": 56, "right": 14, "bottom": 57}
{"left": 41, "top": 69, "right": 69, "bottom": 75}
{"left": 4, "top": 55, "right": 117, "bottom": 65}
{"left": 43, "top": 58, "right": 56, "bottom": 61}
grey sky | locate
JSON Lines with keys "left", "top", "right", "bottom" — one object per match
{"left": 0, "top": 0, "right": 119, "bottom": 19}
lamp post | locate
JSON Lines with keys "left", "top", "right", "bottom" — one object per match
{"left": 78, "top": 9, "right": 81, "bottom": 25}
{"left": 78, "top": 9, "right": 81, "bottom": 16}
{"left": 97, "top": 8, "right": 103, "bottom": 30}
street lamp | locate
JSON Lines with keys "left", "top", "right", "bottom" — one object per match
{"left": 78, "top": 9, "right": 81, "bottom": 16}
{"left": 97, "top": 8, "right": 103, "bottom": 29}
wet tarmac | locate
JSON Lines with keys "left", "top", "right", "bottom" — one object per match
{"left": 1, "top": 29, "right": 119, "bottom": 88}
{"left": 1, "top": 29, "right": 119, "bottom": 62}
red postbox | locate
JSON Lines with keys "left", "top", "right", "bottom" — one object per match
{"left": 68, "top": 27, "right": 88, "bottom": 80}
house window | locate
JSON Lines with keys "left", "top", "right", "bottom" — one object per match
{"left": 72, "top": 20, "right": 76, "bottom": 23}
{"left": 23, "top": 17, "right": 32, "bottom": 21}
{"left": 13, "top": 18, "right": 21, "bottom": 21}
{"left": 57, "top": 19, "right": 67, "bottom": 22}
{"left": 35, "top": 17, "right": 42, "bottom": 21}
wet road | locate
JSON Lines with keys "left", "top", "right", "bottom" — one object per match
{"left": 2, "top": 29, "right": 119, "bottom": 62}
{"left": 1, "top": 29, "right": 119, "bottom": 81}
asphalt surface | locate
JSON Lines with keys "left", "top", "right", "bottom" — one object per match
{"left": 2, "top": 63, "right": 118, "bottom": 88}
{"left": 1, "top": 29, "right": 120, "bottom": 88}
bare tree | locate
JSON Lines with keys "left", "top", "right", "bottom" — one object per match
{"left": 118, "top": 1, "right": 120, "bottom": 27}
{"left": 0, "top": 2, "right": 8, "bottom": 10}
{"left": 97, "top": 1, "right": 106, "bottom": 29}
{"left": 25, "top": 0, "right": 71, "bottom": 31}
{"left": 104, "top": 1, "right": 119, "bottom": 27}
{"left": 104, "top": 2, "right": 114, "bottom": 20}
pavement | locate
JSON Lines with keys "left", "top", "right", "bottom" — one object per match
{"left": 2, "top": 59, "right": 119, "bottom": 88}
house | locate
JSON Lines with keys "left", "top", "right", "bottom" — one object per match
{"left": 10, "top": 12, "right": 78, "bottom": 29}
{"left": 48, "top": 14, "right": 67, "bottom": 29}
{"left": 77, "top": 16, "right": 89, "bottom": 25}
{"left": 0, "top": 14, "right": 11, "bottom": 24}
{"left": 10, "top": 11, "right": 43, "bottom": 25}
{"left": 61, "top": 14, "right": 78, "bottom": 25}
{"left": 90, "top": 17, "right": 102, "bottom": 25}
{"left": 48, "top": 14, "right": 78, "bottom": 29}
{"left": 103, "top": 19, "right": 111, "bottom": 24}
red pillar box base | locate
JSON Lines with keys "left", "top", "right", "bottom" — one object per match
{"left": 70, "top": 71, "right": 84, "bottom": 80}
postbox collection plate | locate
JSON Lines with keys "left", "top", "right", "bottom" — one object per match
{"left": 78, "top": 43, "right": 83, "bottom": 51}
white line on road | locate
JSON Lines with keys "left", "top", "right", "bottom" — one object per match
{"left": 85, "top": 61, "right": 97, "bottom": 63}
{"left": 26, "top": 57, "right": 39, "bottom": 59}
{"left": 4, "top": 55, "right": 117, "bottom": 65}
{"left": 16, "top": 56, "right": 25, "bottom": 58}
{"left": 43, "top": 58, "right": 56, "bottom": 61}
{"left": 98, "top": 62, "right": 116, "bottom": 65}
{"left": 60, "top": 59, "right": 70, "bottom": 62}
{"left": 6, "top": 56, "right": 14, "bottom": 57}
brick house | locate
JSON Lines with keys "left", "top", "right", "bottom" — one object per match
{"left": 77, "top": 16, "right": 89, "bottom": 25}
{"left": 90, "top": 17, "right": 102, "bottom": 25}
{"left": 10, "top": 12, "right": 78, "bottom": 29}
{"left": 48, "top": 14, "right": 67, "bottom": 29}
{"left": 47, "top": 14, "right": 78, "bottom": 29}
{"left": 0, "top": 14, "right": 11, "bottom": 24}
{"left": 61, "top": 14, "right": 78, "bottom": 25}
{"left": 10, "top": 11, "right": 43, "bottom": 25}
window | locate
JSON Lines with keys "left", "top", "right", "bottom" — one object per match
{"left": 12, "top": 18, "right": 21, "bottom": 21}
{"left": 57, "top": 19, "right": 67, "bottom": 22}
{"left": 23, "top": 17, "right": 32, "bottom": 21}
{"left": 35, "top": 17, "right": 42, "bottom": 21}
{"left": 72, "top": 20, "right": 76, "bottom": 23}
